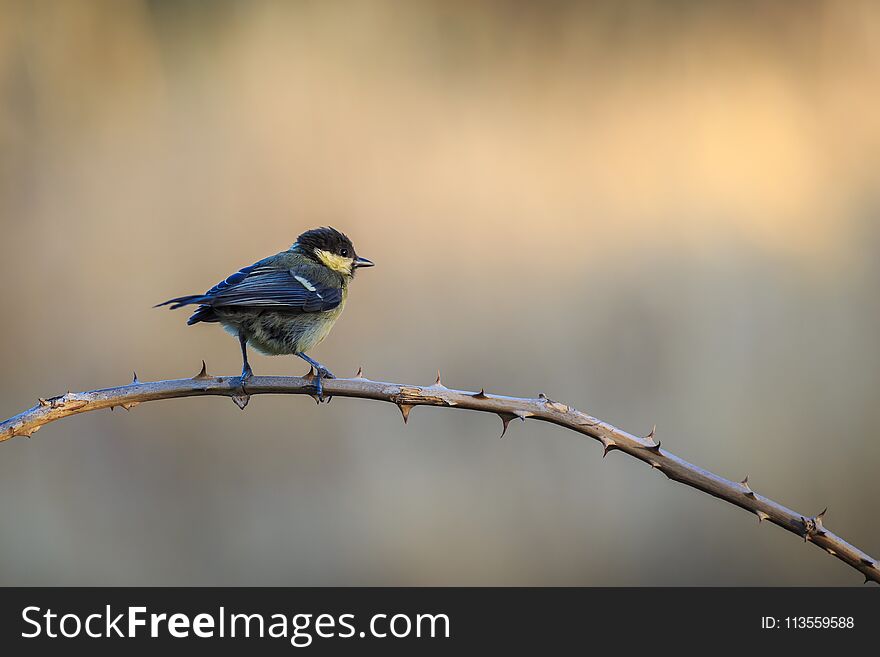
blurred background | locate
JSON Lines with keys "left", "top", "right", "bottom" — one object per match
{"left": 1, "top": 0, "right": 878, "bottom": 585}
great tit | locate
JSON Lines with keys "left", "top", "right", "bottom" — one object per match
{"left": 157, "top": 227, "right": 374, "bottom": 401}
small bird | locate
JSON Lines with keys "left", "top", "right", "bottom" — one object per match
{"left": 157, "top": 227, "right": 374, "bottom": 402}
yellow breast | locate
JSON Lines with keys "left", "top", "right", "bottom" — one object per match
{"left": 298, "top": 286, "right": 348, "bottom": 352}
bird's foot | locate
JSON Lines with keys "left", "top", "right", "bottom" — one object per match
{"left": 232, "top": 366, "right": 253, "bottom": 410}
{"left": 305, "top": 366, "right": 335, "bottom": 403}
{"left": 316, "top": 366, "right": 335, "bottom": 380}
{"left": 313, "top": 367, "right": 333, "bottom": 403}
{"left": 296, "top": 353, "right": 335, "bottom": 403}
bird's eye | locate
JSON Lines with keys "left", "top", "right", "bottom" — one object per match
{"left": 340, "top": 248, "right": 349, "bottom": 257}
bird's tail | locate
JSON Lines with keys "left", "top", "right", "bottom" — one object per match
{"left": 155, "top": 295, "right": 218, "bottom": 325}
{"left": 154, "top": 294, "right": 209, "bottom": 310}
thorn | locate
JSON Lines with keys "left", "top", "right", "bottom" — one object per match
{"left": 498, "top": 413, "right": 516, "bottom": 438}
{"left": 109, "top": 406, "right": 115, "bottom": 411}
{"left": 325, "top": 395, "right": 333, "bottom": 404}
{"left": 231, "top": 393, "right": 250, "bottom": 410}
{"left": 643, "top": 440, "right": 661, "bottom": 454}
{"left": 643, "top": 425, "right": 661, "bottom": 452}
{"left": 132, "top": 371, "right": 140, "bottom": 384}
{"left": 13, "top": 425, "right": 40, "bottom": 438}
{"left": 120, "top": 402, "right": 139, "bottom": 411}
{"left": 600, "top": 437, "right": 617, "bottom": 458}
{"left": 193, "top": 361, "right": 210, "bottom": 380}
{"left": 802, "top": 508, "right": 828, "bottom": 541}
{"left": 38, "top": 398, "right": 49, "bottom": 407}
{"left": 303, "top": 366, "right": 316, "bottom": 381}
{"left": 756, "top": 510, "right": 769, "bottom": 523}
{"left": 860, "top": 558, "right": 875, "bottom": 568}
{"left": 825, "top": 548, "right": 837, "bottom": 556}
{"left": 740, "top": 476, "right": 755, "bottom": 498}
{"left": 649, "top": 460, "right": 661, "bottom": 469}
{"left": 433, "top": 370, "right": 445, "bottom": 387}
{"left": 355, "top": 366, "right": 365, "bottom": 379}
{"left": 398, "top": 403, "right": 414, "bottom": 424}
{"left": 473, "top": 389, "right": 489, "bottom": 399}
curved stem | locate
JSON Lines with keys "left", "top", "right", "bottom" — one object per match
{"left": 1, "top": 365, "right": 877, "bottom": 584}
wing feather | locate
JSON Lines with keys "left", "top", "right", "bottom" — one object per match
{"left": 207, "top": 268, "right": 341, "bottom": 312}
{"left": 206, "top": 271, "right": 342, "bottom": 313}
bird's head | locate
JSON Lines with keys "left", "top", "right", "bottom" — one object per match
{"left": 293, "top": 227, "right": 374, "bottom": 277}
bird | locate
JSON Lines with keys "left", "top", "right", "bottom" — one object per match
{"left": 156, "top": 226, "right": 374, "bottom": 402}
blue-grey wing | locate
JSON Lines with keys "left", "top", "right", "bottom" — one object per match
{"left": 203, "top": 257, "right": 273, "bottom": 298}
{"left": 208, "top": 267, "right": 342, "bottom": 312}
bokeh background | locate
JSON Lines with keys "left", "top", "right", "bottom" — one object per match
{"left": 1, "top": 0, "right": 878, "bottom": 586}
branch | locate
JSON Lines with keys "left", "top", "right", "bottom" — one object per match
{"left": 1, "top": 364, "right": 877, "bottom": 584}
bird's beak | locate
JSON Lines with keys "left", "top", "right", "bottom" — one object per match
{"left": 354, "top": 256, "right": 375, "bottom": 268}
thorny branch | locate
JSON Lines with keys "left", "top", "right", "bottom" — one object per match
{"left": 1, "top": 363, "right": 877, "bottom": 584}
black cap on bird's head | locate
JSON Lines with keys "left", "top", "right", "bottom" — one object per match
{"left": 295, "top": 226, "right": 374, "bottom": 276}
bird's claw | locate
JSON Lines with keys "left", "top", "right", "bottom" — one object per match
{"left": 298, "top": 354, "right": 334, "bottom": 403}
{"left": 233, "top": 366, "right": 253, "bottom": 410}
{"left": 313, "top": 367, "right": 334, "bottom": 403}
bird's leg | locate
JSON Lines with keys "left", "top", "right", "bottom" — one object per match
{"left": 296, "top": 352, "right": 335, "bottom": 402}
{"left": 239, "top": 332, "right": 254, "bottom": 383}
{"left": 230, "top": 332, "right": 253, "bottom": 410}
{"left": 295, "top": 352, "right": 335, "bottom": 379}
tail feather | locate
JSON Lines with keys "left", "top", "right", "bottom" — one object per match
{"left": 154, "top": 294, "right": 209, "bottom": 310}
{"left": 186, "top": 305, "right": 219, "bottom": 325}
